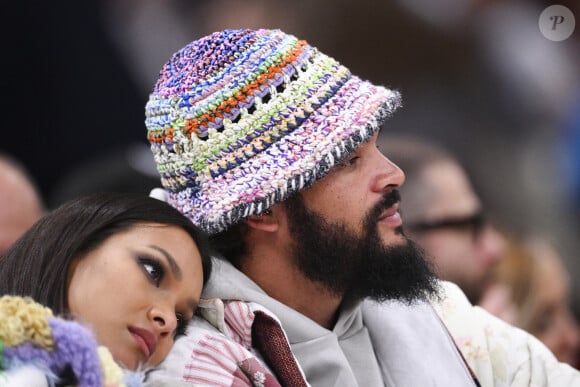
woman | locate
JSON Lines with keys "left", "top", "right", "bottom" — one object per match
{"left": 0, "top": 192, "right": 213, "bottom": 382}
{"left": 481, "top": 235, "right": 580, "bottom": 367}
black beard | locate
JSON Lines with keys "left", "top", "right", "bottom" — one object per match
{"left": 285, "top": 191, "right": 440, "bottom": 304}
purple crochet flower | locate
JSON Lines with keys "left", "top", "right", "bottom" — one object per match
{"left": 3, "top": 318, "right": 103, "bottom": 387}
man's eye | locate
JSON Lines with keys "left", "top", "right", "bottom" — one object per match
{"left": 139, "top": 257, "right": 164, "bottom": 286}
{"left": 339, "top": 156, "right": 359, "bottom": 167}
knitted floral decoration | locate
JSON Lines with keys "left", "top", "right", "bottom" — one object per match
{"left": 0, "top": 295, "right": 144, "bottom": 387}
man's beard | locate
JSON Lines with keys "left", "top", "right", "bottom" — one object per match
{"left": 285, "top": 191, "right": 440, "bottom": 304}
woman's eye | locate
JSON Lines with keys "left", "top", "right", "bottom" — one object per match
{"left": 139, "top": 258, "right": 164, "bottom": 286}
{"left": 175, "top": 313, "right": 187, "bottom": 336}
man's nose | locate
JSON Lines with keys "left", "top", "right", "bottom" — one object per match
{"left": 371, "top": 151, "right": 405, "bottom": 193}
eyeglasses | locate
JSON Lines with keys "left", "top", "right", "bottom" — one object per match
{"left": 405, "top": 212, "right": 486, "bottom": 241}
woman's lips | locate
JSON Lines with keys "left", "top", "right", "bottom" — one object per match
{"left": 129, "top": 326, "right": 157, "bottom": 359}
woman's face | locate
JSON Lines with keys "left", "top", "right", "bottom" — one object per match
{"left": 527, "top": 251, "right": 580, "bottom": 365}
{"left": 67, "top": 223, "right": 204, "bottom": 369}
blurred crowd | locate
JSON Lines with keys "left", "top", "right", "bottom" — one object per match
{"left": 1, "top": 0, "right": 579, "bottom": 368}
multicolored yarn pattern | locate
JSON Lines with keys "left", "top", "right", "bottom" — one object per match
{"left": 0, "top": 296, "right": 144, "bottom": 387}
{"left": 146, "top": 28, "right": 401, "bottom": 234}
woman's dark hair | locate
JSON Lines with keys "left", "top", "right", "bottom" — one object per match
{"left": 0, "top": 192, "right": 212, "bottom": 314}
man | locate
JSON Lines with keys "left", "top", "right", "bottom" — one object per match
{"left": 378, "top": 136, "right": 505, "bottom": 305}
{"left": 0, "top": 154, "right": 44, "bottom": 254}
{"left": 144, "top": 29, "right": 578, "bottom": 386}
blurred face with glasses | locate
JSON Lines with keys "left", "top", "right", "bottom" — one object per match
{"left": 402, "top": 160, "right": 505, "bottom": 304}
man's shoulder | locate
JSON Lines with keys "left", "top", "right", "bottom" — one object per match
{"left": 145, "top": 299, "right": 281, "bottom": 386}
{"left": 430, "top": 280, "right": 472, "bottom": 316}
{"left": 145, "top": 313, "right": 255, "bottom": 386}
{"left": 168, "top": 298, "right": 258, "bottom": 363}
{"left": 430, "top": 281, "right": 580, "bottom": 386}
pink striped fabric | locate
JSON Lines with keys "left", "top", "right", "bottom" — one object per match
{"left": 180, "top": 300, "right": 308, "bottom": 386}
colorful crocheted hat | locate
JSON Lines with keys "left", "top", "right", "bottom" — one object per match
{"left": 145, "top": 28, "right": 401, "bottom": 234}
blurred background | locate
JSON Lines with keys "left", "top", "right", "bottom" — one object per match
{"left": 2, "top": 0, "right": 579, "bottom": 315}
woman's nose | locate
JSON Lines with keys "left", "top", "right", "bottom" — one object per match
{"left": 562, "top": 312, "right": 580, "bottom": 349}
{"left": 149, "top": 304, "right": 178, "bottom": 336}
{"left": 477, "top": 226, "right": 506, "bottom": 268}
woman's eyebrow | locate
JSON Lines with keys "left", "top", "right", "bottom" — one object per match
{"left": 148, "top": 245, "right": 182, "bottom": 281}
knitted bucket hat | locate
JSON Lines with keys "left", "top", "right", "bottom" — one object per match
{"left": 146, "top": 28, "right": 401, "bottom": 234}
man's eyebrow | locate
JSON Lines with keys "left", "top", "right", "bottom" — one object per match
{"left": 148, "top": 245, "right": 182, "bottom": 281}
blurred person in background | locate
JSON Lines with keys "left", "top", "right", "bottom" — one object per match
{"left": 387, "top": 0, "right": 580, "bottom": 319}
{"left": 483, "top": 235, "right": 580, "bottom": 368}
{"left": 379, "top": 135, "right": 505, "bottom": 305}
{"left": 0, "top": 154, "right": 44, "bottom": 254}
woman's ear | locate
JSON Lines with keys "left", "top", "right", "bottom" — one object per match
{"left": 246, "top": 209, "right": 279, "bottom": 232}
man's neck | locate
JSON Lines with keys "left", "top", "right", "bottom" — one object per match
{"left": 240, "top": 252, "right": 342, "bottom": 329}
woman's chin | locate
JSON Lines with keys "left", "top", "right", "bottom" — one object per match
{"left": 109, "top": 347, "right": 140, "bottom": 370}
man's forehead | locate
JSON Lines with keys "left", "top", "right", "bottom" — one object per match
{"left": 422, "top": 162, "right": 481, "bottom": 219}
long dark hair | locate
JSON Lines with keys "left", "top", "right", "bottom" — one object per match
{"left": 0, "top": 192, "right": 212, "bottom": 314}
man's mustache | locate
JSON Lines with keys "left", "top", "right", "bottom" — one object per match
{"left": 367, "top": 189, "right": 401, "bottom": 222}
{"left": 381, "top": 190, "right": 401, "bottom": 209}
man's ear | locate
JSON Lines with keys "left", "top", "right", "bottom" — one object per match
{"left": 246, "top": 209, "right": 279, "bottom": 232}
